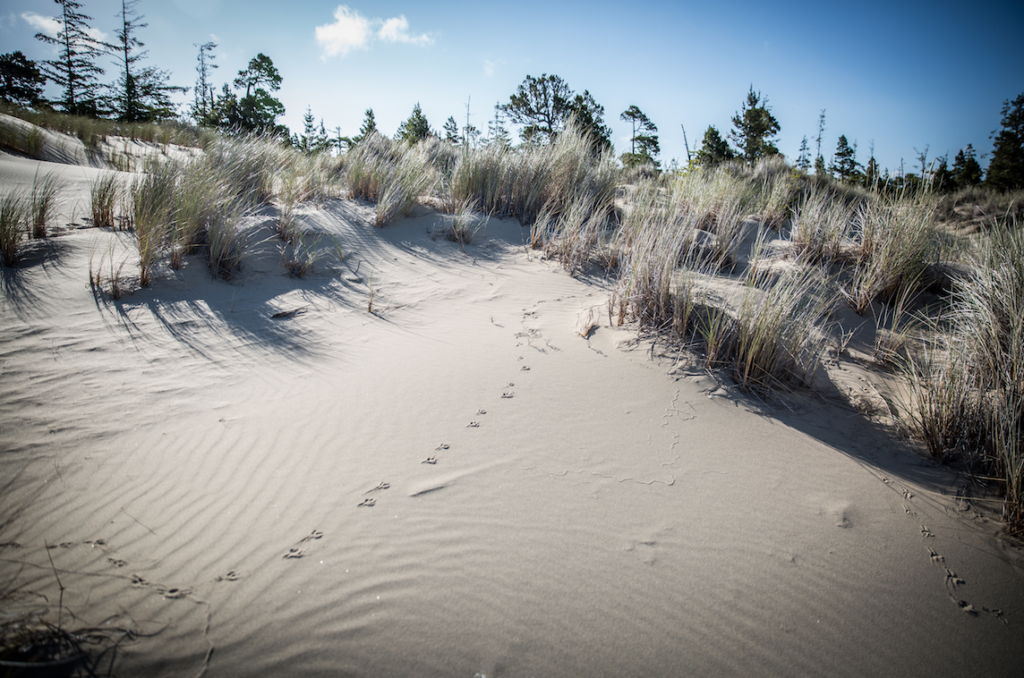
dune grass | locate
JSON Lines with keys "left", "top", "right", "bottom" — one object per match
{"left": 28, "top": 172, "right": 63, "bottom": 239}
{"left": 90, "top": 173, "right": 123, "bottom": 230}
{"left": 901, "top": 224, "right": 1024, "bottom": 532}
{"left": 0, "top": 189, "right": 27, "bottom": 266}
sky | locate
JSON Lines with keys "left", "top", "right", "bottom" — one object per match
{"left": 3, "top": 0, "right": 1023, "bottom": 175}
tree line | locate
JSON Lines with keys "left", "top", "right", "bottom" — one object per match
{"left": 0, "top": 0, "right": 1021, "bottom": 190}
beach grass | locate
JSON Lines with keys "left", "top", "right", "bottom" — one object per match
{"left": 0, "top": 188, "right": 27, "bottom": 266}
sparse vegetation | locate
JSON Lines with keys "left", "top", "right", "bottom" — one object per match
{"left": 0, "top": 188, "right": 27, "bottom": 266}
{"left": 28, "top": 172, "right": 63, "bottom": 238}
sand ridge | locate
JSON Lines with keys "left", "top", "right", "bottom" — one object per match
{"left": 1, "top": 148, "right": 1023, "bottom": 676}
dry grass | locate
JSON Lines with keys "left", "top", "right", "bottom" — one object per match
{"left": 0, "top": 189, "right": 27, "bottom": 267}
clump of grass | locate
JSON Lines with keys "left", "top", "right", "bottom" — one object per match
{"left": 90, "top": 174, "right": 122, "bottom": 230}
{"left": 131, "top": 162, "right": 176, "bottom": 286}
{"left": 439, "top": 199, "right": 485, "bottom": 250}
{"left": 843, "top": 194, "right": 938, "bottom": 314}
{"left": 207, "top": 202, "right": 255, "bottom": 279}
{"left": 901, "top": 224, "right": 1024, "bottom": 532}
{"left": 282, "top": 233, "right": 326, "bottom": 278}
{"left": 790, "top": 186, "right": 859, "bottom": 262}
{"left": 0, "top": 116, "right": 45, "bottom": 159}
{"left": 374, "top": 145, "right": 436, "bottom": 227}
{"left": 0, "top": 188, "right": 27, "bottom": 266}
{"left": 28, "top": 172, "right": 63, "bottom": 238}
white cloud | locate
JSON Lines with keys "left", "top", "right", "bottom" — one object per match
{"left": 22, "top": 11, "right": 109, "bottom": 42}
{"left": 22, "top": 12, "right": 60, "bottom": 37}
{"left": 378, "top": 16, "right": 432, "bottom": 46}
{"left": 315, "top": 6, "right": 373, "bottom": 57}
{"left": 316, "top": 6, "right": 432, "bottom": 59}
{"left": 483, "top": 59, "right": 496, "bottom": 77}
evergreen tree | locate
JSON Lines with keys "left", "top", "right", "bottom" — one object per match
{"left": 190, "top": 41, "right": 218, "bottom": 125}
{"left": 486, "top": 102, "right": 511, "bottom": 149}
{"left": 293, "top": 106, "right": 329, "bottom": 153}
{"left": 443, "top": 116, "right": 459, "bottom": 144}
{"left": 500, "top": 73, "right": 611, "bottom": 151}
{"left": 830, "top": 135, "right": 861, "bottom": 182}
{"left": 986, "top": 93, "right": 1024, "bottom": 191}
{"left": 795, "top": 135, "right": 811, "bottom": 172}
{"left": 951, "top": 144, "right": 983, "bottom": 188}
{"left": 0, "top": 52, "right": 46, "bottom": 106}
{"left": 34, "top": 0, "right": 113, "bottom": 116}
{"left": 728, "top": 86, "right": 780, "bottom": 162}
{"left": 695, "top": 125, "right": 735, "bottom": 166}
{"left": 814, "top": 154, "right": 828, "bottom": 177}
{"left": 351, "top": 108, "right": 377, "bottom": 144}
{"left": 864, "top": 155, "right": 880, "bottom": 189}
{"left": 930, "top": 154, "right": 952, "bottom": 192}
{"left": 568, "top": 90, "right": 612, "bottom": 153}
{"left": 228, "top": 53, "right": 285, "bottom": 134}
{"left": 462, "top": 124, "right": 480, "bottom": 148}
{"left": 619, "top": 105, "right": 660, "bottom": 168}
{"left": 814, "top": 109, "right": 826, "bottom": 175}
{"left": 111, "top": 0, "right": 185, "bottom": 122}
{"left": 395, "top": 103, "right": 432, "bottom": 143}
{"left": 501, "top": 73, "right": 573, "bottom": 145}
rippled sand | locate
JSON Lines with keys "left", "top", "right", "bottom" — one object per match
{"left": 2, "top": 148, "right": 1023, "bottom": 677}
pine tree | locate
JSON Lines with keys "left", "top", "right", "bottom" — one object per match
{"left": 814, "top": 109, "right": 827, "bottom": 176}
{"left": 728, "top": 86, "right": 780, "bottom": 162}
{"left": 112, "top": 0, "right": 185, "bottom": 122}
{"left": 443, "top": 116, "right": 459, "bottom": 144}
{"left": 190, "top": 41, "right": 218, "bottom": 125}
{"left": 568, "top": 91, "right": 612, "bottom": 153}
{"left": 795, "top": 136, "right": 811, "bottom": 172}
{"left": 351, "top": 108, "right": 377, "bottom": 144}
{"left": 0, "top": 52, "right": 46, "bottom": 105}
{"left": 986, "top": 93, "right": 1024, "bottom": 191}
{"left": 619, "top": 105, "right": 660, "bottom": 168}
{"left": 228, "top": 53, "right": 285, "bottom": 134}
{"left": 951, "top": 144, "right": 983, "bottom": 188}
{"left": 695, "top": 125, "right": 735, "bottom": 166}
{"left": 830, "top": 135, "right": 861, "bottom": 182}
{"left": 486, "top": 102, "right": 511, "bottom": 149}
{"left": 34, "top": 0, "right": 113, "bottom": 116}
{"left": 930, "top": 154, "right": 952, "bottom": 192}
{"left": 501, "top": 74, "right": 611, "bottom": 151}
{"left": 395, "top": 103, "right": 432, "bottom": 143}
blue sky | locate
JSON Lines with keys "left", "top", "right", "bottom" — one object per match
{"left": 3, "top": 0, "right": 1022, "bottom": 175}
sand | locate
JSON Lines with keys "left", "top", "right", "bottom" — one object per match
{"left": 1, "top": 142, "right": 1023, "bottom": 677}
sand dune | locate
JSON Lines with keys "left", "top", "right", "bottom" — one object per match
{"left": 2, "top": 147, "right": 1023, "bottom": 677}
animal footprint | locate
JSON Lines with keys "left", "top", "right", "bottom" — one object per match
{"left": 921, "top": 525, "right": 933, "bottom": 538}
{"left": 475, "top": 409, "right": 486, "bottom": 416}
{"left": 366, "top": 482, "right": 390, "bottom": 493}
{"left": 903, "top": 504, "right": 916, "bottom": 516}
{"left": 435, "top": 443, "right": 449, "bottom": 451}
{"left": 467, "top": 421, "right": 480, "bottom": 428}
{"left": 501, "top": 392, "right": 515, "bottom": 399}
{"left": 107, "top": 557, "right": 128, "bottom": 568}
{"left": 300, "top": 530, "right": 324, "bottom": 542}
{"left": 216, "top": 570, "right": 240, "bottom": 582}
{"left": 422, "top": 456, "right": 437, "bottom": 465}
{"left": 902, "top": 489, "right": 914, "bottom": 500}
{"left": 521, "top": 365, "right": 531, "bottom": 371}
{"left": 283, "top": 548, "right": 305, "bottom": 559}
{"left": 945, "top": 569, "right": 965, "bottom": 590}
{"left": 358, "top": 498, "right": 376, "bottom": 507}
{"left": 160, "top": 587, "right": 191, "bottom": 600}
{"left": 928, "top": 548, "right": 944, "bottom": 564}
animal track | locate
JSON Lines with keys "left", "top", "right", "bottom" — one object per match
{"left": 903, "top": 504, "right": 916, "bottom": 516}
{"left": 467, "top": 421, "right": 480, "bottom": 428}
{"left": 928, "top": 548, "right": 944, "bottom": 564}
{"left": 365, "top": 482, "right": 390, "bottom": 494}
{"left": 422, "top": 456, "right": 437, "bottom": 465}
{"left": 921, "top": 525, "right": 934, "bottom": 537}
{"left": 107, "top": 557, "right": 128, "bottom": 568}
{"left": 435, "top": 443, "right": 449, "bottom": 451}
{"left": 216, "top": 570, "right": 240, "bottom": 582}
{"left": 300, "top": 530, "right": 324, "bottom": 542}
{"left": 358, "top": 498, "right": 376, "bottom": 507}
{"left": 521, "top": 366, "right": 531, "bottom": 371}
{"left": 501, "top": 392, "right": 515, "bottom": 399}
{"left": 283, "top": 548, "right": 305, "bottom": 559}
